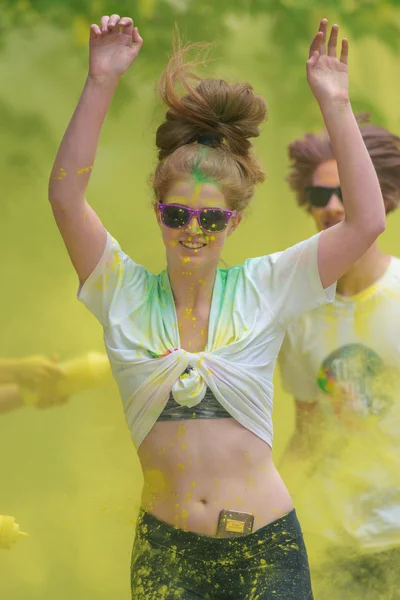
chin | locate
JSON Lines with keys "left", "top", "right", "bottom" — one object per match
{"left": 323, "top": 221, "right": 343, "bottom": 230}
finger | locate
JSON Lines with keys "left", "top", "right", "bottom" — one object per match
{"left": 306, "top": 50, "right": 319, "bottom": 68}
{"left": 340, "top": 38, "right": 349, "bottom": 65}
{"left": 101, "top": 16, "right": 110, "bottom": 32}
{"left": 318, "top": 18, "right": 328, "bottom": 55}
{"left": 119, "top": 17, "right": 134, "bottom": 36}
{"left": 309, "top": 32, "right": 323, "bottom": 59}
{"left": 327, "top": 24, "right": 339, "bottom": 58}
{"left": 108, "top": 14, "right": 121, "bottom": 29}
{"left": 132, "top": 26, "right": 143, "bottom": 46}
{"left": 90, "top": 24, "right": 102, "bottom": 36}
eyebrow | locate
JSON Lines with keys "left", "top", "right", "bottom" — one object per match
{"left": 167, "top": 195, "right": 224, "bottom": 203}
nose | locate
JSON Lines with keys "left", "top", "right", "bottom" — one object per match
{"left": 185, "top": 215, "right": 202, "bottom": 234}
{"left": 325, "top": 193, "right": 343, "bottom": 213}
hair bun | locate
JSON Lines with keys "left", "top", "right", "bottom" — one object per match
{"left": 196, "top": 133, "right": 224, "bottom": 146}
{"left": 192, "top": 79, "right": 267, "bottom": 156}
{"left": 152, "top": 38, "right": 267, "bottom": 214}
{"left": 156, "top": 41, "right": 267, "bottom": 160}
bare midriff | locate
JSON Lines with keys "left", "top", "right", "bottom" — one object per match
{"left": 138, "top": 417, "right": 294, "bottom": 536}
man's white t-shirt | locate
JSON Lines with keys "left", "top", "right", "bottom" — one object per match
{"left": 279, "top": 257, "right": 400, "bottom": 553}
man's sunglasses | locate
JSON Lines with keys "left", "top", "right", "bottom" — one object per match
{"left": 305, "top": 186, "right": 343, "bottom": 208}
{"left": 158, "top": 203, "right": 236, "bottom": 233}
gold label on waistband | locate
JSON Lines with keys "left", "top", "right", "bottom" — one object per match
{"left": 225, "top": 519, "right": 245, "bottom": 533}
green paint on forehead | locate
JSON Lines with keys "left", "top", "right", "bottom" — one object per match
{"left": 191, "top": 158, "right": 220, "bottom": 189}
{"left": 191, "top": 166, "right": 214, "bottom": 186}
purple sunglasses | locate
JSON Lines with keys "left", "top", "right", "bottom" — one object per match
{"left": 158, "top": 203, "right": 236, "bottom": 233}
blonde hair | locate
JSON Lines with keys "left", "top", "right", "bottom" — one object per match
{"left": 151, "top": 39, "right": 267, "bottom": 212}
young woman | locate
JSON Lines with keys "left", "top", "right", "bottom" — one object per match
{"left": 279, "top": 115, "right": 400, "bottom": 599}
{"left": 48, "top": 14, "right": 385, "bottom": 599}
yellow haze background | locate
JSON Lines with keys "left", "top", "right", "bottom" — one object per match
{"left": 1, "top": 7, "right": 400, "bottom": 600}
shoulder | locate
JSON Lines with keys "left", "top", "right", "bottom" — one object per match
{"left": 240, "top": 253, "right": 278, "bottom": 277}
{"left": 100, "top": 232, "right": 157, "bottom": 299}
{"left": 110, "top": 233, "right": 155, "bottom": 276}
{"left": 238, "top": 235, "right": 320, "bottom": 289}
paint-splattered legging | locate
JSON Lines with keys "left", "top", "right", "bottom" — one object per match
{"left": 130, "top": 508, "right": 314, "bottom": 599}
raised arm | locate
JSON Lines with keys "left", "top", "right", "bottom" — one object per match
{"left": 307, "top": 19, "right": 386, "bottom": 289}
{"left": 48, "top": 15, "right": 143, "bottom": 283}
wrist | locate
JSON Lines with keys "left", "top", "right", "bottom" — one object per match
{"left": 318, "top": 95, "right": 351, "bottom": 116}
{"left": 86, "top": 73, "right": 120, "bottom": 90}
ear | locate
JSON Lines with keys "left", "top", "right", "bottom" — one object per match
{"left": 227, "top": 214, "right": 242, "bottom": 236}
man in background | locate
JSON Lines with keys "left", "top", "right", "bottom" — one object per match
{"left": 279, "top": 114, "right": 400, "bottom": 599}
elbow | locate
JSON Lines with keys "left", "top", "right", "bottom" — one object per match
{"left": 48, "top": 193, "right": 67, "bottom": 215}
{"left": 48, "top": 181, "right": 60, "bottom": 206}
{"left": 368, "top": 199, "right": 387, "bottom": 237}
{"left": 48, "top": 192, "right": 64, "bottom": 207}
{"left": 369, "top": 214, "right": 386, "bottom": 238}
{"left": 48, "top": 174, "right": 69, "bottom": 207}
{"left": 364, "top": 222, "right": 386, "bottom": 246}
{"left": 48, "top": 186, "right": 84, "bottom": 211}
{"left": 354, "top": 213, "right": 386, "bottom": 244}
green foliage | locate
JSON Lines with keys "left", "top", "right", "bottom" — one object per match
{"left": 2, "top": 0, "right": 400, "bottom": 55}
{"left": 0, "top": 0, "right": 399, "bottom": 172}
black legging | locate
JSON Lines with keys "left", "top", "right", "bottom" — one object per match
{"left": 130, "top": 508, "right": 313, "bottom": 599}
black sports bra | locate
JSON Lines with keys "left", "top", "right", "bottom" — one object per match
{"left": 157, "top": 387, "right": 232, "bottom": 421}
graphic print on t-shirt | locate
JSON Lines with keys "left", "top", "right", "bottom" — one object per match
{"left": 316, "top": 343, "right": 394, "bottom": 423}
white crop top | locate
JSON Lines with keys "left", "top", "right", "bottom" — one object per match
{"left": 78, "top": 231, "right": 335, "bottom": 449}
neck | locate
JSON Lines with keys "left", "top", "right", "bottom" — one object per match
{"left": 336, "top": 242, "right": 391, "bottom": 296}
{"left": 167, "top": 261, "right": 218, "bottom": 311}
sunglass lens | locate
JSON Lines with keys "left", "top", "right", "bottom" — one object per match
{"left": 200, "top": 209, "right": 227, "bottom": 232}
{"left": 162, "top": 205, "right": 190, "bottom": 228}
{"left": 306, "top": 187, "right": 343, "bottom": 207}
{"left": 306, "top": 187, "right": 332, "bottom": 207}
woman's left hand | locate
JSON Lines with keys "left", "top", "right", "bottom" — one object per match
{"left": 307, "top": 19, "right": 349, "bottom": 108}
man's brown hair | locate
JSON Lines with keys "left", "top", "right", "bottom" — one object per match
{"left": 286, "top": 113, "right": 400, "bottom": 214}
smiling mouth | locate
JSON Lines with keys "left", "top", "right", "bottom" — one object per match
{"left": 180, "top": 241, "right": 207, "bottom": 250}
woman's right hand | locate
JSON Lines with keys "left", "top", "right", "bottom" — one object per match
{"left": 89, "top": 15, "right": 143, "bottom": 81}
